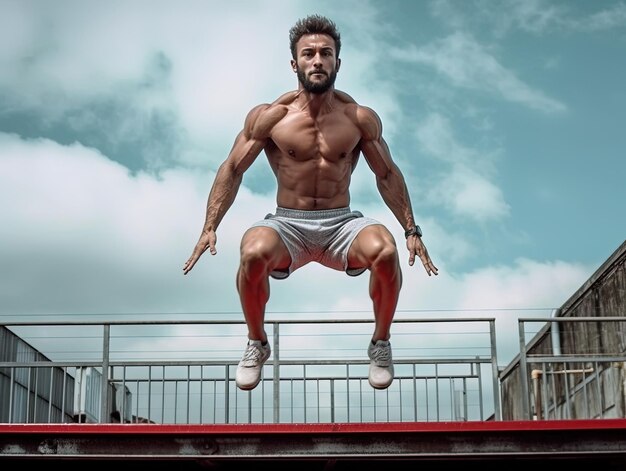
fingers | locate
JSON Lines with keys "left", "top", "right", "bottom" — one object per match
{"left": 417, "top": 251, "right": 438, "bottom": 276}
{"left": 182, "top": 259, "right": 194, "bottom": 275}
{"left": 423, "top": 259, "right": 439, "bottom": 276}
{"left": 182, "top": 237, "right": 216, "bottom": 275}
{"left": 183, "top": 254, "right": 199, "bottom": 275}
{"left": 407, "top": 237, "right": 438, "bottom": 276}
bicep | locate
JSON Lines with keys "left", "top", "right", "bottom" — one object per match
{"left": 224, "top": 130, "right": 266, "bottom": 176}
{"left": 355, "top": 106, "right": 395, "bottom": 178}
{"left": 224, "top": 104, "right": 273, "bottom": 175}
{"left": 360, "top": 137, "right": 396, "bottom": 179}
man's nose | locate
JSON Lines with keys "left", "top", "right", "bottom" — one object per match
{"left": 313, "top": 53, "right": 323, "bottom": 66}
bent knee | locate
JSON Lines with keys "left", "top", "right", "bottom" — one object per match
{"left": 372, "top": 243, "right": 399, "bottom": 268}
{"left": 240, "top": 227, "right": 289, "bottom": 272}
{"left": 352, "top": 226, "right": 399, "bottom": 268}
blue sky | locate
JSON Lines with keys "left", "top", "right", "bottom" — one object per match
{"left": 1, "top": 0, "right": 625, "bottom": 364}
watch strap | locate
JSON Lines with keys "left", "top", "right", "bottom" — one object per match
{"left": 404, "top": 225, "right": 422, "bottom": 239}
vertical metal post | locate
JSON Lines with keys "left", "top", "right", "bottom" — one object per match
{"left": 8, "top": 368, "right": 14, "bottom": 424}
{"left": 100, "top": 324, "right": 111, "bottom": 423}
{"left": 186, "top": 365, "right": 191, "bottom": 424}
{"left": 304, "top": 365, "right": 308, "bottom": 423}
{"left": 345, "top": 364, "right": 349, "bottom": 423}
{"left": 435, "top": 364, "right": 440, "bottom": 421}
{"left": 476, "top": 360, "right": 484, "bottom": 420}
{"left": 518, "top": 320, "right": 531, "bottom": 419}
{"left": 28, "top": 367, "right": 33, "bottom": 423}
{"left": 398, "top": 376, "right": 403, "bottom": 422}
{"left": 272, "top": 322, "right": 280, "bottom": 423}
{"left": 425, "top": 377, "right": 430, "bottom": 422}
{"left": 174, "top": 380, "right": 179, "bottom": 424}
{"left": 61, "top": 367, "right": 67, "bottom": 421}
{"left": 224, "top": 365, "right": 230, "bottom": 423}
{"left": 121, "top": 366, "right": 127, "bottom": 422}
{"left": 161, "top": 366, "right": 165, "bottom": 423}
{"left": 330, "top": 380, "right": 335, "bottom": 423}
{"left": 489, "top": 319, "right": 501, "bottom": 420}
{"left": 47, "top": 367, "right": 54, "bottom": 423}
{"left": 412, "top": 364, "right": 418, "bottom": 421}
{"left": 199, "top": 365, "right": 204, "bottom": 424}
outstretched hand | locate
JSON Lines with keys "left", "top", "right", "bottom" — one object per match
{"left": 183, "top": 230, "right": 217, "bottom": 275}
{"left": 406, "top": 235, "right": 438, "bottom": 276}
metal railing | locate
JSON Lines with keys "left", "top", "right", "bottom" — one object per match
{"left": 518, "top": 316, "right": 626, "bottom": 420}
{"left": 0, "top": 317, "right": 500, "bottom": 423}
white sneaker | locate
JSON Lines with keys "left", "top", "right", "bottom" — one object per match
{"left": 368, "top": 340, "right": 394, "bottom": 389}
{"left": 235, "top": 340, "right": 271, "bottom": 390}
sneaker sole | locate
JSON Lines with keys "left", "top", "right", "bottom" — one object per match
{"left": 236, "top": 383, "right": 259, "bottom": 391}
{"left": 368, "top": 379, "right": 393, "bottom": 390}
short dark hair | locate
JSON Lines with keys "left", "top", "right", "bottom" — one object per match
{"left": 289, "top": 15, "right": 341, "bottom": 59}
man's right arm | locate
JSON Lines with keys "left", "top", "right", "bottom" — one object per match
{"left": 183, "top": 104, "right": 270, "bottom": 275}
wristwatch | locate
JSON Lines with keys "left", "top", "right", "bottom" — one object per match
{"left": 404, "top": 225, "right": 423, "bottom": 239}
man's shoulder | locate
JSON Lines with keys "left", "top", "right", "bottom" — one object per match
{"left": 245, "top": 91, "right": 297, "bottom": 119}
{"left": 334, "top": 90, "right": 378, "bottom": 118}
{"left": 244, "top": 93, "right": 297, "bottom": 138}
{"left": 334, "top": 89, "right": 358, "bottom": 104}
{"left": 331, "top": 92, "right": 381, "bottom": 139}
{"left": 332, "top": 90, "right": 380, "bottom": 128}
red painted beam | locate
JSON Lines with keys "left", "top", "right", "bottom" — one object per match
{"left": 2, "top": 418, "right": 626, "bottom": 435}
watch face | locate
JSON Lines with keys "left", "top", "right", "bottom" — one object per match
{"left": 405, "top": 225, "right": 423, "bottom": 238}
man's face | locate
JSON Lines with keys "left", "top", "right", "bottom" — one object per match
{"left": 292, "top": 34, "right": 340, "bottom": 94}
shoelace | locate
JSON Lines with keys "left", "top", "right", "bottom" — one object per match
{"left": 370, "top": 344, "right": 391, "bottom": 366}
{"left": 241, "top": 345, "right": 267, "bottom": 366}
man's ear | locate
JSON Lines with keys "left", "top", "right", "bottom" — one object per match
{"left": 336, "top": 58, "right": 341, "bottom": 72}
{"left": 291, "top": 59, "right": 297, "bottom": 73}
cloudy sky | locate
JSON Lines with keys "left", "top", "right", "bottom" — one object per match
{"left": 1, "top": 0, "right": 625, "bottom": 365}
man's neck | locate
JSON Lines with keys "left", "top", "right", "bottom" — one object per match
{"left": 295, "top": 88, "right": 335, "bottom": 116}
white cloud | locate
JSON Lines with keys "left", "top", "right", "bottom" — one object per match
{"left": 432, "top": 0, "right": 626, "bottom": 37}
{"left": 0, "top": 0, "right": 301, "bottom": 165}
{"left": 0, "top": 132, "right": 240, "bottom": 314}
{"left": 437, "top": 165, "right": 510, "bottom": 221}
{"left": 430, "top": 0, "right": 566, "bottom": 37}
{"left": 415, "top": 113, "right": 509, "bottom": 222}
{"left": 584, "top": 3, "right": 626, "bottom": 30}
{"left": 391, "top": 31, "right": 566, "bottom": 113}
{"left": 455, "top": 257, "right": 590, "bottom": 309}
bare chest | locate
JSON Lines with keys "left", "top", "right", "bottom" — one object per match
{"left": 269, "top": 110, "right": 362, "bottom": 162}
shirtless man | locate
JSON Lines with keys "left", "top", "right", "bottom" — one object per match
{"left": 183, "top": 15, "right": 438, "bottom": 391}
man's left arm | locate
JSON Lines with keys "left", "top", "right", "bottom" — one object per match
{"left": 357, "top": 107, "right": 438, "bottom": 276}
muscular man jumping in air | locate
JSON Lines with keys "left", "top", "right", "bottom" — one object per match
{"left": 184, "top": 14, "right": 438, "bottom": 391}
